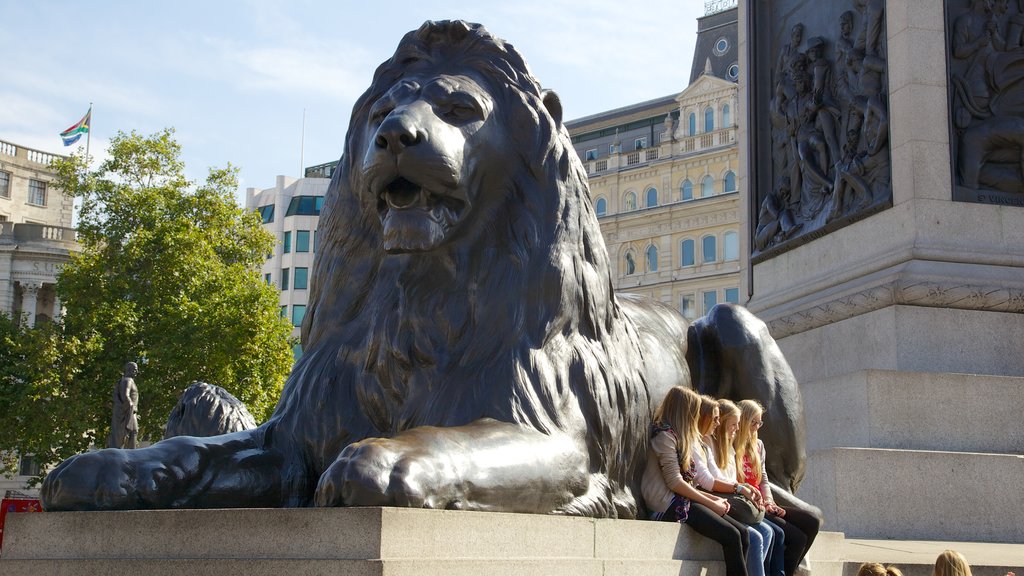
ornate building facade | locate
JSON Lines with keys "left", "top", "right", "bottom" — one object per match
{"left": 0, "top": 139, "right": 76, "bottom": 327}
{"left": 566, "top": 5, "right": 741, "bottom": 320}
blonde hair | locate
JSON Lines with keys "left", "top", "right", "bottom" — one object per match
{"left": 933, "top": 550, "right": 972, "bottom": 576}
{"left": 857, "top": 563, "right": 904, "bottom": 576}
{"left": 697, "top": 394, "right": 719, "bottom": 435}
{"left": 653, "top": 386, "right": 702, "bottom": 472}
{"left": 713, "top": 399, "right": 741, "bottom": 473}
{"left": 734, "top": 399, "right": 765, "bottom": 484}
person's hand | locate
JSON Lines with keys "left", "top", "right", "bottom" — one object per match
{"left": 769, "top": 502, "right": 786, "bottom": 517}
{"left": 744, "top": 485, "right": 764, "bottom": 507}
{"left": 708, "top": 497, "right": 730, "bottom": 517}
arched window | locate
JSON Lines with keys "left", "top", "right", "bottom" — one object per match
{"left": 623, "top": 191, "right": 637, "bottom": 212}
{"left": 701, "top": 175, "right": 714, "bottom": 198}
{"left": 625, "top": 251, "right": 636, "bottom": 275}
{"left": 722, "top": 103, "right": 731, "bottom": 127}
{"left": 646, "top": 245, "right": 658, "bottom": 272}
{"left": 680, "top": 239, "right": 695, "bottom": 267}
{"left": 681, "top": 180, "right": 693, "bottom": 201}
{"left": 724, "top": 231, "right": 739, "bottom": 261}
{"left": 645, "top": 187, "right": 658, "bottom": 208}
{"left": 723, "top": 171, "right": 736, "bottom": 193}
{"left": 704, "top": 106, "right": 715, "bottom": 132}
{"left": 595, "top": 197, "right": 607, "bottom": 216}
{"left": 703, "top": 235, "right": 718, "bottom": 263}
{"left": 688, "top": 113, "right": 696, "bottom": 136}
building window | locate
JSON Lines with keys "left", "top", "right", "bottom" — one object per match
{"left": 264, "top": 273, "right": 271, "bottom": 285}
{"left": 723, "top": 171, "right": 736, "bottom": 193}
{"left": 701, "top": 175, "right": 714, "bottom": 198}
{"left": 257, "top": 204, "right": 275, "bottom": 223}
{"left": 645, "top": 187, "right": 658, "bottom": 208}
{"left": 292, "top": 304, "right": 306, "bottom": 326}
{"left": 623, "top": 191, "right": 637, "bottom": 212}
{"left": 704, "top": 107, "right": 715, "bottom": 132}
{"left": 294, "top": 267, "right": 309, "bottom": 290}
{"left": 634, "top": 137, "right": 647, "bottom": 150}
{"left": 585, "top": 148, "right": 598, "bottom": 161}
{"left": 681, "top": 294, "right": 696, "bottom": 321}
{"left": 281, "top": 305, "right": 287, "bottom": 318}
{"left": 296, "top": 230, "right": 310, "bottom": 253}
{"left": 681, "top": 180, "right": 693, "bottom": 201}
{"left": 609, "top": 143, "right": 619, "bottom": 154}
{"left": 681, "top": 239, "right": 695, "bottom": 267}
{"left": 28, "top": 179, "right": 46, "bottom": 206}
{"left": 703, "top": 290, "right": 718, "bottom": 314}
{"left": 724, "top": 231, "right": 739, "bottom": 261}
{"left": 595, "top": 197, "right": 607, "bottom": 216}
{"left": 283, "top": 231, "right": 292, "bottom": 254}
{"left": 703, "top": 236, "right": 718, "bottom": 263}
{"left": 723, "top": 104, "right": 731, "bottom": 127}
{"left": 0, "top": 171, "right": 10, "bottom": 198}
{"left": 18, "top": 455, "right": 40, "bottom": 477}
{"left": 625, "top": 251, "right": 636, "bottom": 275}
{"left": 313, "top": 230, "right": 319, "bottom": 253}
{"left": 727, "top": 63, "right": 740, "bottom": 81}
{"left": 292, "top": 343, "right": 304, "bottom": 361}
{"left": 646, "top": 245, "right": 658, "bottom": 272}
{"left": 688, "top": 113, "right": 696, "bottom": 136}
{"left": 714, "top": 37, "right": 730, "bottom": 56}
{"left": 281, "top": 267, "right": 290, "bottom": 290}
{"left": 285, "top": 195, "right": 324, "bottom": 216}
{"left": 725, "top": 287, "right": 740, "bottom": 304}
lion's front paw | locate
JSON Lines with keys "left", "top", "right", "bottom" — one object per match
{"left": 41, "top": 450, "right": 136, "bottom": 511}
{"left": 314, "top": 437, "right": 457, "bottom": 509}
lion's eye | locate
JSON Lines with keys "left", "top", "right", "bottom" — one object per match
{"left": 369, "top": 104, "right": 394, "bottom": 125}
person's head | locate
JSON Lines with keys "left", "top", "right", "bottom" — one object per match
{"left": 697, "top": 394, "right": 720, "bottom": 436}
{"left": 123, "top": 362, "right": 138, "bottom": 377}
{"left": 791, "top": 23, "right": 805, "bottom": 47}
{"left": 933, "top": 550, "right": 972, "bottom": 576}
{"left": 857, "top": 563, "right": 904, "bottom": 576}
{"left": 653, "top": 386, "right": 703, "bottom": 469}
{"left": 654, "top": 386, "right": 702, "bottom": 439}
{"left": 712, "top": 399, "right": 741, "bottom": 472}
{"left": 737, "top": 399, "right": 765, "bottom": 441}
{"left": 840, "top": 11, "right": 854, "bottom": 37}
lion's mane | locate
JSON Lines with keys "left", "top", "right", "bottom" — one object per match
{"left": 268, "top": 21, "right": 650, "bottom": 517}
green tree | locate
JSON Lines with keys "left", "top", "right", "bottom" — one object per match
{"left": 0, "top": 128, "right": 293, "bottom": 481}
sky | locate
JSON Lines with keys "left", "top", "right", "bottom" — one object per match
{"left": 1, "top": 0, "right": 705, "bottom": 205}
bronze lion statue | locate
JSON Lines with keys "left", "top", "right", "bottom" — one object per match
{"left": 41, "top": 20, "right": 806, "bottom": 516}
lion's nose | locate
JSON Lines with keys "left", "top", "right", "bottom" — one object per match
{"left": 374, "top": 111, "right": 425, "bottom": 154}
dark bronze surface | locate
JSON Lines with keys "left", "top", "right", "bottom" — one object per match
{"left": 42, "top": 20, "right": 808, "bottom": 517}
{"left": 948, "top": 0, "right": 1024, "bottom": 206}
{"left": 163, "top": 382, "right": 257, "bottom": 440}
{"left": 749, "top": 0, "right": 893, "bottom": 260}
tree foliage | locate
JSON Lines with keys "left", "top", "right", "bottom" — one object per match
{"left": 0, "top": 129, "right": 293, "bottom": 482}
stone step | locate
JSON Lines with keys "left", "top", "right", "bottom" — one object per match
{"left": 836, "top": 538, "right": 1024, "bottom": 576}
{"left": 799, "top": 447, "right": 1024, "bottom": 543}
{"left": 801, "top": 369, "right": 1024, "bottom": 454}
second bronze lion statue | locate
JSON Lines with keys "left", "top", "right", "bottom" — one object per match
{"left": 41, "top": 20, "right": 805, "bottom": 516}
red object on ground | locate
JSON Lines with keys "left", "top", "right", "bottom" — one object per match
{"left": 0, "top": 498, "right": 42, "bottom": 554}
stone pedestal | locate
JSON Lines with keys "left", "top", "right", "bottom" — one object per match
{"left": 739, "top": 0, "right": 1024, "bottom": 543}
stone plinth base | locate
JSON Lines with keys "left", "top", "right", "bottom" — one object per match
{"left": 0, "top": 507, "right": 840, "bottom": 576}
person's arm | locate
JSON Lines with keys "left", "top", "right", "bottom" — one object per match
{"left": 756, "top": 440, "right": 783, "bottom": 515}
{"left": 697, "top": 440, "right": 756, "bottom": 498}
{"left": 652, "top": 432, "right": 730, "bottom": 516}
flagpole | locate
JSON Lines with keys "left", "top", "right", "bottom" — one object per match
{"left": 299, "top": 108, "right": 306, "bottom": 177}
{"left": 84, "top": 102, "right": 93, "bottom": 168}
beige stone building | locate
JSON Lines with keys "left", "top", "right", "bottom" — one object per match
{"left": 0, "top": 138, "right": 76, "bottom": 327}
{"left": 566, "top": 6, "right": 741, "bottom": 321}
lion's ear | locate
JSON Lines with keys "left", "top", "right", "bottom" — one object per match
{"left": 542, "top": 90, "right": 563, "bottom": 126}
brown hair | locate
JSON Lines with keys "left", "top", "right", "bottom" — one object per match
{"left": 857, "top": 563, "right": 904, "bottom": 576}
{"left": 653, "top": 386, "right": 702, "bottom": 471}
{"left": 713, "top": 399, "right": 741, "bottom": 474}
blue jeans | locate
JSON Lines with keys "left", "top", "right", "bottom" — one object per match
{"left": 746, "top": 522, "right": 771, "bottom": 576}
{"left": 762, "top": 519, "right": 786, "bottom": 576}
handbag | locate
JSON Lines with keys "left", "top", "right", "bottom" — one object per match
{"left": 713, "top": 491, "right": 765, "bottom": 524}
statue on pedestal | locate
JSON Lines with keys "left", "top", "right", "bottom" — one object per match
{"left": 109, "top": 362, "right": 139, "bottom": 449}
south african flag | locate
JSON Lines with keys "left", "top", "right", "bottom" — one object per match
{"left": 60, "top": 107, "right": 91, "bottom": 146}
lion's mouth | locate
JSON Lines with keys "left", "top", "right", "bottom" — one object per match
{"left": 376, "top": 177, "right": 467, "bottom": 253}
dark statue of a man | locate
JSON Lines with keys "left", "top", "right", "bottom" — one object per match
{"left": 109, "top": 362, "right": 139, "bottom": 449}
